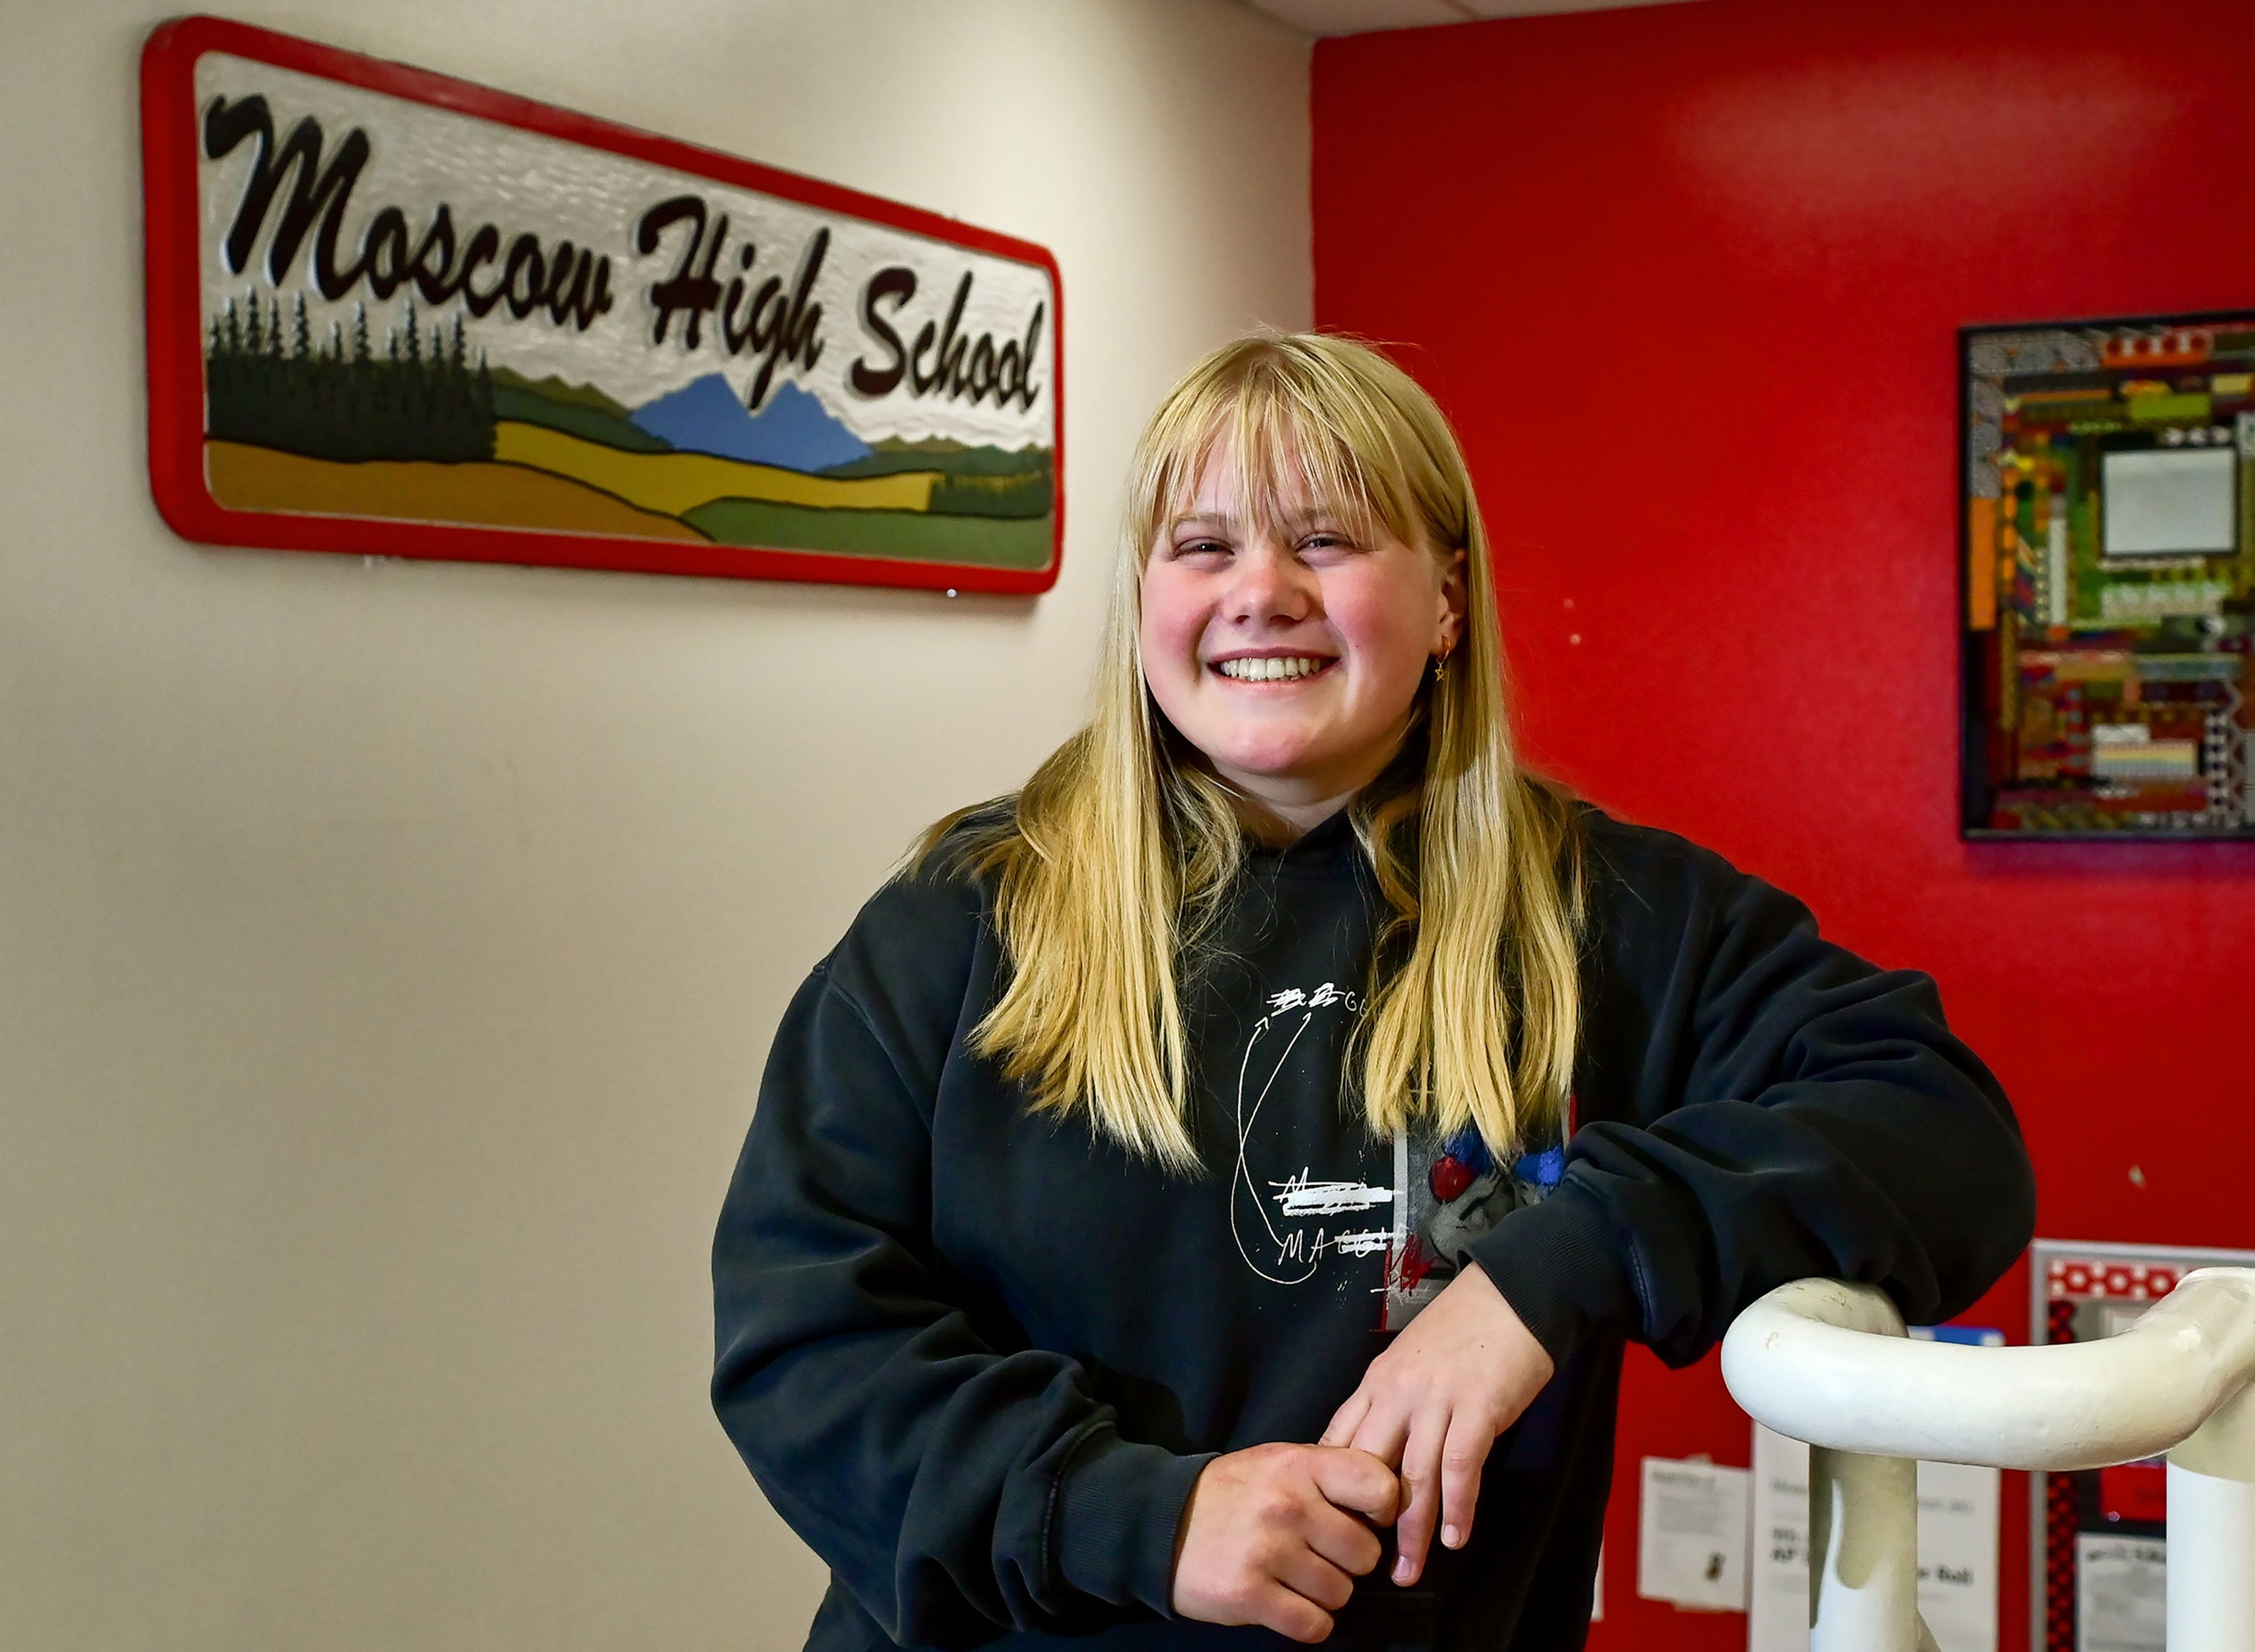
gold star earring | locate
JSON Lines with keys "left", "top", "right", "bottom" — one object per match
{"left": 1432, "top": 649, "right": 1450, "bottom": 688}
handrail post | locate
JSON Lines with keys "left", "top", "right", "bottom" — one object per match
{"left": 1722, "top": 1268, "right": 2255, "bottom": 1652}
{"left": 1809, "top": 1445, "right": 1920, "bottom": 1652}
{"left": 2166, "top": 1379, "right": 2255, "bottom": 1651}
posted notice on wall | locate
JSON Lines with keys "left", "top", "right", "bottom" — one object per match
{"left": 2075, "top": 1537, "right": 2165, "bottom": 1652}
{"left": 1638, "top": 1457, "right": 1750, "bottom": 1611}
{"left": 1747, "top": 1424, "right": 2001, "bottom": 1652}
{"left": 1749, "top": 1426, "right": 1810, "bottom": 1650}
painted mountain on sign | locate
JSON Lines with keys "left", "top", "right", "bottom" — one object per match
{"left": 630, "top": 375, "right": 873, "bottom": 473}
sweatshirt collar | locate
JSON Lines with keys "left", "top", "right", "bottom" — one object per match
{"left": 1249, "top": 805, "right": 1361, "bottom": 874}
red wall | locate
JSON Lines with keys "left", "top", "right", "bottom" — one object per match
{"left": 1312, "top": 3, "right": 2255, "bottom": 1647}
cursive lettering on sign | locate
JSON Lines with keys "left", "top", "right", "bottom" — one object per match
{"left": 634, "top": 195, "right": 829, "bottom": 411}
{"left": 202, "top": 95, "right": 614, "bottom": 331}
{"left": 848, "top": 266, "right": 1043, "bottom": 413}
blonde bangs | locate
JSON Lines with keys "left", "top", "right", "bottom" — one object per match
{"left": 1130, "top": 337, "right": 1455, "bottom": 579}
{"left": 917, "top": 331, "right": 1584, "bottom": 1174}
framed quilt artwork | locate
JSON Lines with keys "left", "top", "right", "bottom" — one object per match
{"left": 1961, "top": 312, "right": 2255, "bottom": 837}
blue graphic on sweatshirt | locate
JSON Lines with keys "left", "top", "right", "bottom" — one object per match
{"left": 1381, "top": 1117, "right": 1570, "bottom": 1331}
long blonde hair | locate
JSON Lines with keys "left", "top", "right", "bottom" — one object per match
{"left": 918, "top": 332, "right": 1584, "bottom": 1174}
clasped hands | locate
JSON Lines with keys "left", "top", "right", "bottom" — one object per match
{"left": 1169, "top": 1263, "right": 1556, "bottom": 1644}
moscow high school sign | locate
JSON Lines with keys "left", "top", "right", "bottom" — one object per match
{"left": 141, "top": 16, "right": 1065, "bottom": 594}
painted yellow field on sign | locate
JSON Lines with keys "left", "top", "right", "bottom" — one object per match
{"left": 492, "top": 423, "right": 943, "bottom": 520}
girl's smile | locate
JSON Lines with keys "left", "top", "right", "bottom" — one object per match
{"left": 1206, "top": 649, "right": 1338, "bottom": 683}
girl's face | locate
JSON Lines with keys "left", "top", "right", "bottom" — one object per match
{"left": 1139, "top": 445, "right": 1465, "bottom": 820}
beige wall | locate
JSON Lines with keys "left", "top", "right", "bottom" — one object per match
{"left": 0, "top": 2, "right": 1309, "bottom": 1645}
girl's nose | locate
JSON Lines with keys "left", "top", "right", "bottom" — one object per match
{"left": 1223, "top": 538, "right": 1315, "bottom": 626}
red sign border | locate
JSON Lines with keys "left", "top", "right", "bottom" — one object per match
{"left": 140, "top": 15, "right": 1065, "bottom": 595}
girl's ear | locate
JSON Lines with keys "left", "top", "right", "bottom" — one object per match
{"left": 1436, "top": 548, "right": 1468, "bottom": 653}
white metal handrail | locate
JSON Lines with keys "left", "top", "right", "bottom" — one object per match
{"left": 1719, "top": 1269, "right": 2255, "bottom": 1651}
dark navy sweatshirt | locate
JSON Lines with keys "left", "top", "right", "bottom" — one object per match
{"left": 711, "top": 807, "right": 2035, "bottom": 1652}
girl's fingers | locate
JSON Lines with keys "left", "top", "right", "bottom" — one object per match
{"left": 1253, "top": 1581, "right": 1335, "bottom": 1646}
{"left": 1304, "top": 1498, "right": 1385, "bottom": 1579}
{"left": 1347, "top": 1397, "right": 1413, "bottom": 1471}
{"left": 1389, "top": 1409, "right": 1449, "bottom": 1585}
{"left": 1307, "top": 1445, "right": 1402, "bottom": 1525}
{"left": 1276, "top": 1549, "right": 1357, "bottom": 1614}
{"left": 1437, "top": 1410, "right": 1494, "bottom": 1552}
{"left": 1318, "top": 1390, "right": 1371, "bottom": 1450}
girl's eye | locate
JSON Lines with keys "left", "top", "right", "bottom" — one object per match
{"left": 1173, "top": 538, "right": 1229, "bottom": 559}
{"left": 1300, "top": 531, "right": 1355, "bottom": 555}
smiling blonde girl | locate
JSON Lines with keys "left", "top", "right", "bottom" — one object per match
{"left": 713, "top": 332, "right": 2033, "bottom": 1652}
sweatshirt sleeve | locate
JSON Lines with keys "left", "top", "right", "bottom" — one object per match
{"left": 1469, "top": 829, "right": 2037, "bottom": 1371}
{"left": 711, "top": 895, "right": 1209, "bottom": 1650}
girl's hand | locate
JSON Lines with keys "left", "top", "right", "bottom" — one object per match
{"left": 1318, "top": 1263, "right": 1554, "bottom": 1586}
{"left": 1170, "top": 1442, "right": 1401, "bottom": 1643}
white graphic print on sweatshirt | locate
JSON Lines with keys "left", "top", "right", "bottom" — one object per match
{"left": 1226, "top": 981, "right": 1391, "bottom": 1285}
{"left": 1227, "top": 979, "right": 1564, "bottom": 1324}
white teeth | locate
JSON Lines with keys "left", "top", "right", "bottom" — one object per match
{"left": 1216, "top": 656, "right": 1326, "bottom": 681}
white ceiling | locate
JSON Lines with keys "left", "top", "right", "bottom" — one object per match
{"left": 1242, "top": 0, "right": 1707, "bottom": 35}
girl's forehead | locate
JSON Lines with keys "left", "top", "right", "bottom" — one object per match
{"left": 1165, "top": 431, "right": 1378, "bottom": 531}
